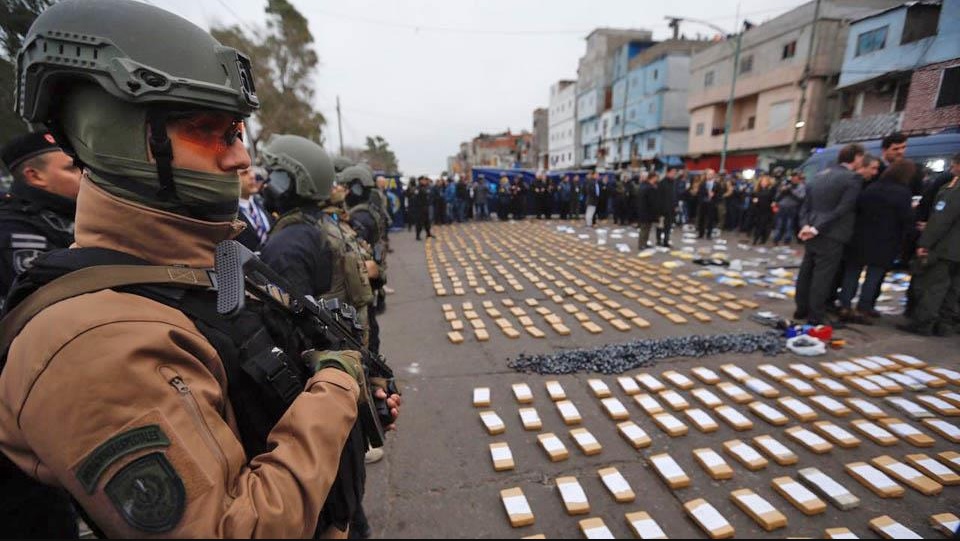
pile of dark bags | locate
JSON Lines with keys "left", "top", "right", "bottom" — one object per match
{"left": 509, "top": 331, "right": 786, "bottom": 375}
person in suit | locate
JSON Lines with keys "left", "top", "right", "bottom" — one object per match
{"left": 794, "top": 143, "right": 865, "bottom": 325}
{"left": 696, "top": 169, "right": 721, "bottom": 239}
{"left": 750, "top": 175, "right": 776, "bottom": 245}
{"left": 837, "top": 160, "right": 915, "bottom": 323}
{"left": 636, "top": 172, "right": 661, "bottom": 249}
{"left": 584, "top": 172, "right": 601, "bottom": 227}
{"left": 236, "top": 166, "right": 272, "bottom": 251}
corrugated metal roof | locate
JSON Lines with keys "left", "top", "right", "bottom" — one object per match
{"left": 850, "top": 1, "right": 941, "bottom": 25}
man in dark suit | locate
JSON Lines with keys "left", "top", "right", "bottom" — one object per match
{"left": 585, "top": 172, "right": 601, "bottom": 227}
{"left": 696, "top": 169, "right": 721, "bottom": 239}
{"left": 236, "top": 166, "right": 273, "bottom": 251}
{"left": 657, "top": 166, "right": 680, "bottom": 247}
{"left": 794, "top": 143, "right": 865, "bottom": 325}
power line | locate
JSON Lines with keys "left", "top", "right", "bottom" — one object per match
{"left": 312, "top": 7, "right": 589, "bottom": 36}
{"left": 211, "top": 0, "right": 259, "bottom": 34}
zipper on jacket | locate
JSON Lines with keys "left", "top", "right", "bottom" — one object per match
{"left": 168, "top": 374, "right": 232, "bottom": 494}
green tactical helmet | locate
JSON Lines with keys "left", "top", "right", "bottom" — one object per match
{"left": 340, "top": 164, "right": 375, "bottom": 188}
{"left": 332, "top": 155, "right": 354, "bottom": 174}
{"left": 17, "top": 0, "right": 258, "bottom": 125}
{"left": 260, "top": 134, "right": 335, "bottom": 201}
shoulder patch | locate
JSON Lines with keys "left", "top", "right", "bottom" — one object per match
{"left": 12, "top": 249, "right": 43, "bottom": 274}
{"left": 77, "top": 425, "right": 170, "bottom": 493}
{"left": 105, "top": 452, "right": 185, "bottom": 533}
{"left": 935, "top": 200, "right": 946, "bottom": 212}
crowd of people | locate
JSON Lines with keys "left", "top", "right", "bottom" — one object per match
{"left": 393, "top": 132, "right": 959, "bottom": 337}
{"left": 393, "top": 167, "right": 815, "bottom": 249}
{"left": 792, "top": 136, "right": 960, "bottom": 337}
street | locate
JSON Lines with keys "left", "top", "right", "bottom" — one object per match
{"left": 365, "top": 219, "right": 960, "bottom": 539}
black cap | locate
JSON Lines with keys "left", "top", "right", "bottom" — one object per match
{"left": 1, "top": 131, "right": 62, "bottom": 171}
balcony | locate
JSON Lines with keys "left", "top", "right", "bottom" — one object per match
{"left": 828, "top": 112, "right": 903, "bottom": 145}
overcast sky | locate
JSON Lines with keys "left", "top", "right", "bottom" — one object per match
{"left": 150, "top": 0, "right": 803, "bottom": 176}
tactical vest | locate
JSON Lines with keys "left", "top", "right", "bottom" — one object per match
{"left": 272, "top": 209, "right": 374, "bottom": 310}
{"left": 0, "top": 248, "right": 364, "bottom": 537}
{"left": 348, "top": 203, "right": 383, "bottom": 243}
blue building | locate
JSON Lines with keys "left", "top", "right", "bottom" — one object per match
{"left": 831, "top": 0, "right": 960, "bottom": 143}
{"left": 574, "top": 28, "right": 654, "bottom": 168}
{"left": 611, "top": 40, "right": 711, "bottom": 168}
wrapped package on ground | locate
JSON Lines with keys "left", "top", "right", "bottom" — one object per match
{"left": 771, "top": 476, "right": 826, "bottom": 515}
{"left": 693, "top": 448, "right": 733, "bottom": 480}
{"left": 905, "top": 453, "right": 960, "bottom": 485}
{"left": 500, "top": 487, "right": 534, "bottom": 527}
{"left": 625, "top": 511, "right": 667, "bottom": 540}
{"left": 683, "top": 498, "right": 734, "bottom": 539}
{"left": 730, "top": 488, "right": 787, "bottom": 531}
{"left": 845, "top": 461, "right": 904, "bottom": 498}
{"left": 489, "top": 442, "right": 515, "bottom": 472}
{"left": 868, "top": 515, "right": 922, "bottom": 539}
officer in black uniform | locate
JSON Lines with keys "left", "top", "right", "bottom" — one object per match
{"left": 0, "top": 132, "right": 82, "bottom": 307}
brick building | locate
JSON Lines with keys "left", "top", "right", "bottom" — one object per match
{"left": 902, "top": 58, "right": 960, "bottom": 133}
{"left": 831, "top": 0, "right": 960, "bottom": 143}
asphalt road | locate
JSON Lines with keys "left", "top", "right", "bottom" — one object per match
{"left": 364, "top": 218, "right": 960, "bottom": 539}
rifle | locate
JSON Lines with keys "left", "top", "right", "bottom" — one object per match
{"left": 213, "top": 239, "right": 398, "bottom": 448}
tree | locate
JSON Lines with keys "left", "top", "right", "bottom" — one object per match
{"left": 362, "top": 135, "right": 399, "bottom": 174}
{"left": 341, "top": 145, "right": 365, "bottom": 164}
{"left": 211, "top": 0, "right": 325, "bottom": 151}
{"left": 0, "top": 0, "right": 54, "bottom": 147}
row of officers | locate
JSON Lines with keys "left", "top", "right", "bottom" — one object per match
{"left": 0, "top": 0, "right": 400, "bottom": 538}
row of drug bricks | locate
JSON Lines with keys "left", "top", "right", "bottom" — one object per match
{"left": 473, "top": 354, "right": 960, "bottom": 538}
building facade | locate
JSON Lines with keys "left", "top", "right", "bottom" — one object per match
{"left": 831, "top": 0, "right": 960, "bottom": 143}
{"left": 575, "top": 28, "right": 653, "bottom": 168}
{"left": 686, "top": 0, "right": 902, "bottom": 171}
{"left": 470, "top": 131, "right": 534, "bottom": 169}
{"left": 610, "top": 39, "right": 711, "bottom": 168}
{"left": 547, "top": 80, "right": 580, "bottom": 170}
{"left": 548, "top": 80, "right": 578, "bottom": 170}
{"left": 532, "top": 107, "right": 549, "bottom": 171}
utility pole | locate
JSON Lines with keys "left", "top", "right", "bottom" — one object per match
{"left": 664, "top": 13, "right": 744, "bottom": 173}
{"left": 668, "top": 17, "right": 681, "bottom": 40}
{"left": 720, "top": 31, "right": 743, "bottom": 173}
{"left": 336, "top": 95, "right": 344, "bottom": 156}
{"left": 789, "top": 0, "right": 822, "bottom": 158}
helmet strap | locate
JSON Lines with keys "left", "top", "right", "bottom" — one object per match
{"left": 147, "top": 110, "right": 177, "bottom": 201}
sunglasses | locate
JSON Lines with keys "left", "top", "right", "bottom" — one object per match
{"left": 166, "top": 110, "right": 245, "bottom": 154}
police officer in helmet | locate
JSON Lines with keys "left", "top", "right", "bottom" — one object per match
{"left": 0, "top": 0, "right": 398, "bottom": 537}
{"left": 258, "top": 135, "right": 389, "bottom": 538}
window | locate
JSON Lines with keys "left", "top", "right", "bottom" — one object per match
{"left": 894, "top": 80, "right": 910, "bottom": 112}
{"left": 646, "top": 138, "right": 656, "bottom": 150}
{"left": 856, "top": 26, "right": 887, "bottom": 56}
{"left": 629, "top": 109, "right": 636, "bottom": 119}
{"left": 653, "top": 69, "right": 658, "bottom": 80}
{"left": 695, "top": 122, "right": 705, "bottom": 136}
{"left": 937, "top": 66, "right": 960, "bottom": 108}
{"left": 768, "top": 100, "right": 792, "bottom": 130}
{"left": 782, "top": 40, "right": 796, "bottom": 59}
{"left": 746, "top": 116, "right": 756, "bottom": 130}
{"left": 739, "top": 55, "right": 753, "bottom": 74}
{"left": 648, "top": 103, "right": 655, "bottom": 113}
{"left": 705, "top": 70, "right": 715, "bottom": 87}
{"left": 614, "top": 114, "right": 620, "bottom": 126}
{"left": 902, "top": 4, "right": 940, "bottom": 44}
